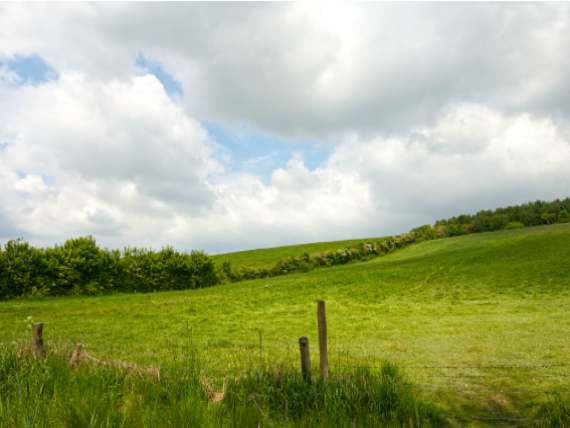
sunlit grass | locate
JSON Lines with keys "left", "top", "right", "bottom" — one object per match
{"left": 1, "top": 223, "right": 569, "bottom": 424}
{"left": 0, "top": 346, "right": 447, "bottom": 427}
{"left": 212, "top": 236, "right": 387, "bottom": 268}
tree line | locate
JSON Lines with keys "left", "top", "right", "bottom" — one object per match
{"left": 1, "top": 197, "right": 569, "bottom": 299}
{"left": 221, "top": 197, "right": 570, "bottom": 281}
{"left": 0, "top": 237, "right": 218, "bottom": 299}
{"left": 433, "top": 198, "right": 570, "bottom": 236}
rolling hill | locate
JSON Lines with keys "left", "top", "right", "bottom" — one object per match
{"left": 211, "top": 235, "right": 387, "bottom": 269}
{"left": 1, "top": 223, "right": 569, "bottom": 424}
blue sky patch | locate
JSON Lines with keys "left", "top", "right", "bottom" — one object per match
{"left": 135, "top": 54, "right": 183, "bottom": 98}
{"left": 0, "top": 54, "right": 58, "bottom": 85}
{"left": 41, "top": 174, "right": 55, "bottom": 186}
{"left": 205, "top": 122, "right": 331, "bottom": 181}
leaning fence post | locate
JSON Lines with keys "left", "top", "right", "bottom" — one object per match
{"left": 299, "top": 336, "right": 311, "bottom": 382}
{"left": 32, "top": 322, "right": 45, "bottom": 358}
{"left": 317, "top": 300, "right": 329, "bottom": 380}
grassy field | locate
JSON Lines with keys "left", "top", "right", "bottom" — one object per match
{"left": 1, "top": 223, "right": 570, "bottom": 425}
{"left": 211, "top": 236, "right": 386, "bottom": 268}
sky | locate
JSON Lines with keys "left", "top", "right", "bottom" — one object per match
{"left": 1, "top": 2, "right": 569, "bottom": 254}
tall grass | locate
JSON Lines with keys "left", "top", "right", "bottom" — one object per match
{"left": 223, "top": 364, "right": 447, "bottom": 427}
{"left": 0, "top": 345, "right": 215, "bottom": 427}
{"left": 1, "top": 344, "right": 568, "bottom": 426}
{"left": 533, "top": 392, "right": 570, "bottom": 428}
{"left": 0, "top": 345, "right": 446, "bottom": 427}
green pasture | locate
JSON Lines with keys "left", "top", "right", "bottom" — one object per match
{"left": 1, "top": 223, "right": 569, "bottom": 425}
{"left": 211, "top": 236, "right": 386, "bottom": 268}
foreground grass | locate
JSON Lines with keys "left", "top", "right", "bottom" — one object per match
{"left": 0, "top": 347, "right": 447, "bottom": 427}
{"left": 1, "top": 224, "right": 570, "bottom": 425}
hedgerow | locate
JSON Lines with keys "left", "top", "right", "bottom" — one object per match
{"left": 2, "top": 197, "right": 569, "bottom": 298}
{"left": 0, "top": 237, "right": 219, "bottom": 299}
{"left": 219, "top": 232, "right": 420, "bottom": 282}
{"left": 219, "top": 197, "right": 570, "bottom": 282}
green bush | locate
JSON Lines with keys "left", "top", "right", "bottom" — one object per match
{"left": 410, "top": 224, "right": 438, "bottom": 242}
{"left": 0, "top": 239, "right": 45, "bottom": 298}
{"left": 435, "top": 198, "right": 570, "bottom": 237}
{"left": 0, "top": 237, "right": 220, "bottom": 299}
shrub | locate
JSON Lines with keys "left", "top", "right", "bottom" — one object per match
{"left": 0, "top": 238, "right": 220, "bottom": 299}
{"left": 410, "top": 225, "right": 438, "bottom": 242}
{"left": 0, "top": 239, "right": 44, "bottom": 298}
{"left": 505, "top": 221, "right": 525, "bottom": 230}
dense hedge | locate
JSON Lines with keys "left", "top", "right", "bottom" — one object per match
{"left": 434, "top": 198, "right": 570, "bottom": 236}
{"left": 220, "top": 197, "right": 570, "bottom": 281}
{"left": 0, "top": 237, "right": 219, "bottom": 299}
{"left": 2, "top": 198, "right": 569, "bottom": 298}
{"left": 220, "top": 232, "right": 425, "bottom": 282}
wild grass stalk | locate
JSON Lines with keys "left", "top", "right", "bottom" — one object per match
{"left": 1, "top": 345, "right": 447, "bottom": 427}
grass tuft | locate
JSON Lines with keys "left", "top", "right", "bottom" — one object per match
{"left": 533, "top": 392, "right": 570, "bottom": 428}
{"left": 223, "top": 363, "right": 447, "bottom": 427}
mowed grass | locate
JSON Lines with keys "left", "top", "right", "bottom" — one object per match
{"left": 1, "top": 223, "right": 570, "bottom": 424}
{"left": 212, "top": 236, "right": 386, "bottom": 268}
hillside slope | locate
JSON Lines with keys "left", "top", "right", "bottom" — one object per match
{"left": 212, "top": 236, "right": 386, "bottom": 268}
{"left": 1, "top": 224, "right": 569, "bottom": 422}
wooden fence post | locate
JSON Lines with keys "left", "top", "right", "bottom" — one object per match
{"left": 299, "top": 336, "right": 311, "bottom": 382}
{"left": 317, "top": 300, "right": 329, "bottom": 380}
{"left": 32, "top": 322, "right": 45, "bottom": 358}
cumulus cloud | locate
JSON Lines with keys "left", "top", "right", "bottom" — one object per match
{"left": 2, "top": 3, "right": 570, "bottom": 137}
{"left": 0, "top": 72, "right": 220, "bottom": 246}
{"left": 328, "top": 104, "right": 570, "bottom": 228}
{"left": 0, "top": 3, "right": 569, "bottom": 252}
{"left": 182, "top": 104, "right": 570, "bottom": 252}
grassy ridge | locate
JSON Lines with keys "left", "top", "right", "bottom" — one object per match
{"left": 212, "top": 196, "right": 570, "bottom": 270}
{"left": 212, "top": 236, "right": 386, "bottom": 268}
{"left": 1, "top": 224, "right": 569, "bottom": 424}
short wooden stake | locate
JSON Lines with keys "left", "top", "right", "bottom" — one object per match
{"left": 317, "top": 300, "right": 329, "bottom": 380}
{"left": 299, "top": 336, "right": 311, "bottom": 382}
{"left": 32, "top": 323, "right": 45, "bottom": 358}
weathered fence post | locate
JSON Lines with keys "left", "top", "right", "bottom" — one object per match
{"left": 299, "top": 336, "right": 311, "bottom": 382}
{"left": 317, "top": 300, "right": 329, "bottom": 380}
{"left": 32, "top": 322, "right": 45, "bottom": 358}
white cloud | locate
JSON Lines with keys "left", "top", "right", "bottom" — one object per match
{"left": 131, "top": 103, "right": 570, "bottom": 253}
{"left": 2, "top": 3, "right": 570, "bottom": 137}
{"left": 327, "top": 104, "right": 570, "bottom": 227}
{"left": 0, "top": 66, "right": 20, "bottom": 85}
{"left": 1, "top": 71, "right": 569, "bottom": 252}
{"left": 0, "top": 72, "right": 220, "bottom": 246}
{"left": 1, "top": 3, "right": 569, "bottom": 253}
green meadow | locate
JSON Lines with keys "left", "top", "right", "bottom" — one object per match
{"left": 1, "top": 223, "right": 570, "bottom": 425}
